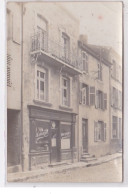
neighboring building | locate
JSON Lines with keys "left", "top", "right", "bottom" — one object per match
{"left": 7, "top": 3, "right": 22, "bottom": 173}
{"left": 109, "top": 49, "right": 122, "bottom": 153}
{"left": 7, "top": 2, "right": 122, "bottom": 174}
{"left": 77, "top": 37, "right": 111, "bottom": 159}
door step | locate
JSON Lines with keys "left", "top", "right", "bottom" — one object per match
{"left": 48, "top": 161, "right": 68, "bottom": 168}
{"left": 80, "top": 153, "right": 97, "bottom": 163}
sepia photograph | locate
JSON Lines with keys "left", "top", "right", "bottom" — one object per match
{"left": 7, "top": 1, "right": 123, "bottom": 183}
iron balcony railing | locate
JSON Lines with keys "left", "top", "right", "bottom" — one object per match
{"left": 31, "top": 32, "right": 83, "bottom": 70}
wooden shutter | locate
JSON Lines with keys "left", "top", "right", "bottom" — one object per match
{"left": 86, "top": 86, "right": 89, "bottom": 105}
{"left": 95, "top": 90, "right": 98, "bottom": 108}
{"left": 94, "top": 121, "right": 98, "bottom": 142}
{"left": 79, "top": 82, "right": 83, "bottom": 104}
{"left": 104, "top": 123, "right": 107, "bottom": 141}
{"left": 104, "top": 93, "right": 107, "bottom": 110}
{"left": 90, "top": 87, "right": 95, "bottom": 106}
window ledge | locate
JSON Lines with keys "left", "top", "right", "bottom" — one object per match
{"left": 33, "top": 99, "right": 52, "bottom": 107}
{"left": 59, "top": 105, "right": 73, "bottom": 112}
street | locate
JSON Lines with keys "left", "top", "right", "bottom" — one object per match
{"left": 27, "top": 157, "right": 122, "bottom": 183}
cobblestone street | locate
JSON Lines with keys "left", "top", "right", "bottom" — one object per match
{"left": 27, "top": 158, "right": 122, "bottom": 183}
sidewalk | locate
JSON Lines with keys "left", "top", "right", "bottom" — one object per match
{"left": 7, "top": 152, "right": 122, "bottom": 182}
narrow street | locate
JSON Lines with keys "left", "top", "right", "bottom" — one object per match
{"left": 27, "top": 158, "right": 122, "bottom": 183}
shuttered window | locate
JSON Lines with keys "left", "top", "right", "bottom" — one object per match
{"left": 90, "top": 87, "right": 95, "bottom": 106}
{"left": 96, "top": 90, "right": 107, "bottom": 110}
{"left": 80, "top": 83, "right": 89, "bottom": 105}
{"left": 94, "top": 121, "right": 106, "bottom": 142}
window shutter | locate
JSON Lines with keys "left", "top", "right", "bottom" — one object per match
{"left": 79, "top": 82, "right": 82, "bottom": 104}
{"left": 90, "top": 87, "right": 95, "bottom": 106}
{"left": 111, "top": 87, "right": 113, "bottom": 106}
{"left": 95, "top": 90, "right": 98, "bottom": 108}
{"left": 86, "top": 86, "right": 89, "bottom": 105}
{"left": 104, "top": 123, "right": 107, "bottom": 141}
{"left": 104, "top": 93, "right": 107, "bottom": 110}
{"left": 7, "top": 54, "right": 12, "bottom": 87}
{"left": 94, "top": 121, "right": 97, "bottom": 142}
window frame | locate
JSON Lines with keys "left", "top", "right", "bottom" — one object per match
{"left": 35, "top": 65, "right": 48, "bottom": 102}
{"left": 94, "top": 121, "right": 106, "bottom": 142}
{"left": 112, "top": 116, "right": 119, "bottom": 139}
{"left": 82, "top": 51, "right": 88, "bottom": 73}
{"left": 61, "top": 75, "right": 71, "bottom": 107}
{"left": 97, "top": 63, "right": 102, "bottom": 81}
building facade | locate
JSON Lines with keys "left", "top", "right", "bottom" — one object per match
{"left": 7, "top": 2, "right": 122, "bottom": 174}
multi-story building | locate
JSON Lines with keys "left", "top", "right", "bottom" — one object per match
{"left": 7, "top": 2, "right": 22, "bottom": 173}
{"left": 77, "top": 36, "right": 111, "bottom": 159}
{"left": 7, "top": 2, "right": 122, "bottom": 174}
{"left": 109, "top": 49, "right": 122, "bottom": 153}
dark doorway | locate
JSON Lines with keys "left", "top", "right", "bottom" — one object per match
{"left": 50, "top": 121, "right": 60, "bottom": 163}
{"left": 7, "top": 109, "right": 21, "bottom": 167}
{"left": 82, "top": 119, "right": 88, "bottom": 153}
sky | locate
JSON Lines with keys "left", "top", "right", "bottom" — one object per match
{"left": 61, "top": 2, "right": 122, "bottom": 56}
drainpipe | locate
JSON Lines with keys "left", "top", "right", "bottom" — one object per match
{"left": 21, "top": 2, "right": 24, "bottom": 171}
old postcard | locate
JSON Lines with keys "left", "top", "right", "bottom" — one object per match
{"left": 7, "top": 1, "right": 123, "bottom": 183}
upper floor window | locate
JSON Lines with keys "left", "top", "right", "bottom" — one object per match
{"left": 96, "top": 90, "right": 107, "bottom": 110}
{"left": 61, "top": 76, "right": 70, "bottom": 107}
{"left": 82, "top": 51, "right": 88, "bottom": 72}
{"left": 94, "top": 121, "right": 106, "bottom": 142}
{"left": 112, "top": 60, "right": 116, "bottom": 79}
{"left": 81, "top": 83, "right": 89, "bottom": 105}
{"left": 62, "top": 33, "right": 70, "bottom": 61}
{"left": 36, "top": 66, "right": 48, "bottom": 102}
{"left": 112, "top": 116, "right": 118, "bottom": 139}
{"left": 97, "top": 63, "right": 102, "bottom": 81}
{"left": 37, "top": 14, "right": 47, "bottom": 51}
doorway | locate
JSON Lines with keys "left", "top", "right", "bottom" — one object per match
{"left": 82, "top": 119, "right": 88, "bottom": 153}
{"left": 51, "top": 121, "right": 60, "bottom": 163}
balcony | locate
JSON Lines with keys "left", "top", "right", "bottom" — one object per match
{"left": 30, "top": 32, "right": 82, "bottom": 75}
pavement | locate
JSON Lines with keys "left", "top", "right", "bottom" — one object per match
{"left": 7, "top": 152, "right": 122, "bottom": 182}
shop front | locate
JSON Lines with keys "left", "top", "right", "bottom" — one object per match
{"left": 28, "top": 105, "right": 77, "bottom": 170}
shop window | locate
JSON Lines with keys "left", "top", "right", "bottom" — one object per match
{"left": 112, "top": 116, "right": 118, "bottom": 139}
{"left": 36, "top": 66, "right": 48, "bottom": 102}
{"left": 97, "top": 63, "right": 102, "bottom": 81}
{"left": 61, "top": 123, "right": 71, "bottom": 149}
{"left": 30, "top": 120, "right": 50, "bottom": 152}
{"left": 61, "top": 76, "right": 70, "bottom": 107}
{"left": 94, "top": 121, "right": 106, "bottom": 142}
{"left": 82, "top": 51, "right": 88, "bottom": 72}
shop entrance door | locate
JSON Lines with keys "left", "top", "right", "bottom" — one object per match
{"left": 51, "top": 121, "right": 60, "bottom": 163}
{"left": 82, "top": 119, "right": 88, "bottom": 153}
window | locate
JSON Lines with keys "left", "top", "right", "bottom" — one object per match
{"left": 82, "top": 51, "right": 88, "bottom": 72}
{"left": 36, "top": 67, "right": 48, "bottom": 101}
{"left": 94, "top": 121, "right": 106, "bottom": 142}
{"left": 62, "top": 76, "right": 70, "bottom": 107}
{"left": 96, "top": 90, "right": 107, "bottom": 110}
{"left": 97, "top": 63, "right": 102, "bottom": 80}
{"left": 7, "top": 9, "right": 12, "bottom": 40}
{"left": 112, "top": 116, "right": 118, "bottom": 139}
{"left": 79, "top": 83, "right": 89, "bottom": 105}
{"left": 37, "top": 14, "right": 47, "bottom": 51}
{"left": 112, "top": 87, "right": 118, "bottom": 109}
{"left": 30, "top": 120, "right": 50, "bottom": 152}
{"left": 90, "top": 87, "right": 95, "bottom": 106}
{"left": 61, "top": 123, "right": 71, "bottom": 149}
{"left": 96, "top": 90, "right": 103, "bottom": 109}
{"left": 118, "top": 91, "right": 122, "bottom": 110}
{"left": 62, "top": 33, "right": 70, "bottom": 61}
{"left": 112, "top": 60, "right": 116, "bottom": 79}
